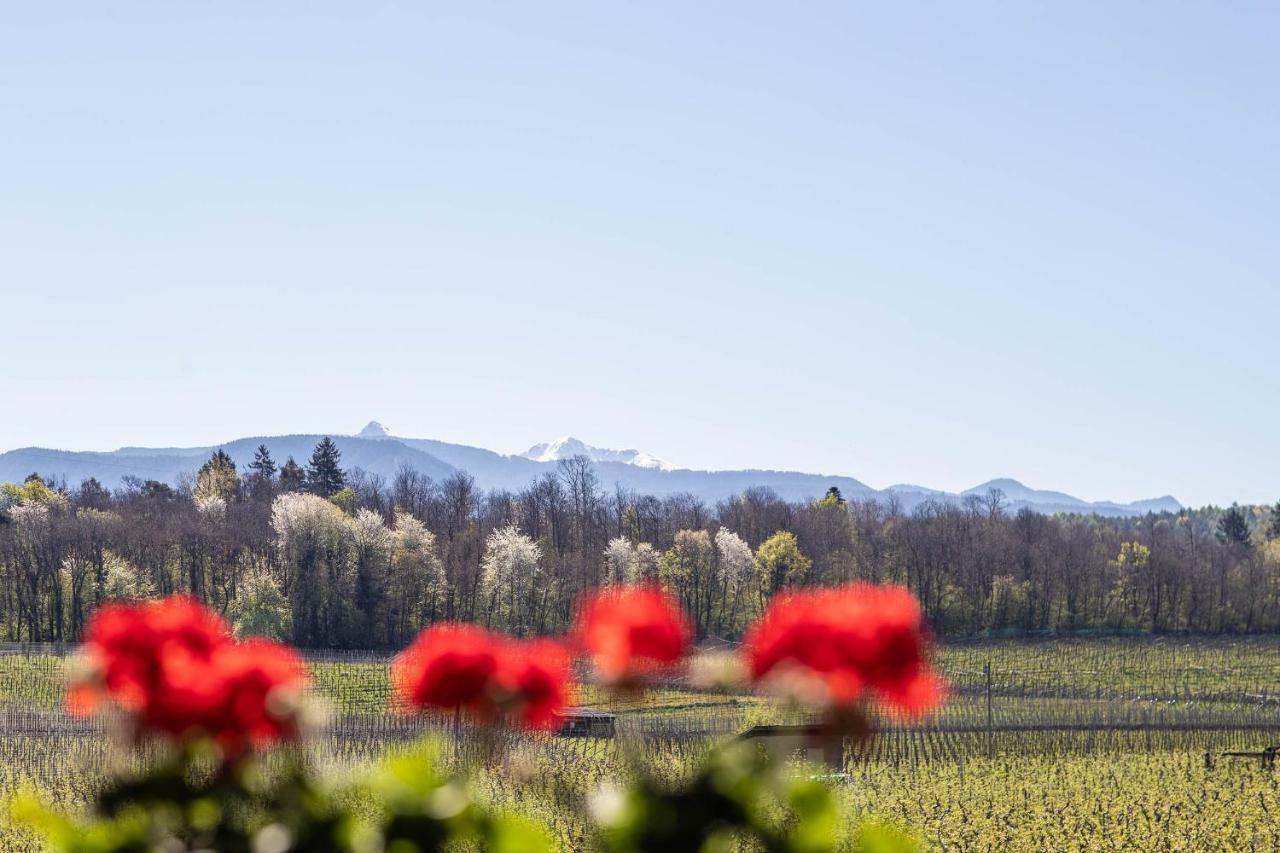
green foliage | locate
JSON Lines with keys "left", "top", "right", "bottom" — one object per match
{"left": 14, "top": 732, "right": 885, "bottom": 853}
{"left": 1, "top": 477, "right": 66, "bottom": 510}
{"left": 815, "top": 487, "right": 846, "bottom": 510}
{"left": 328, "top": 487, "right": 359, "bottom": 516}
{"left": 1114, "top": 541, "right": 1150, "bottom": 569}
{"left": 853, "top": 823, "right": 919, "bottom": 853}
{"left": 230, "top": 567, "right": 291, "bottom": 640}
{"left": 13, "top": 740, "right": 349, "bottom": 851}
{"left": 12, "top": 735, "right": 558, "bottom": 853}
{"left": 755, "top": 532, "right": 812, "bottom": 597}
{"left": 1216, "top": 503, "right": 1252, "bottom": 548}
{"left": 371, "top": 741, "right": 554, "bottom": 853}
{"left": 593, "top": 742, "right": 889, "bottom": 853}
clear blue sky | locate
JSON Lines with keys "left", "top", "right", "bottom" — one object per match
{"left": 3, "top": 3, "right": 1277, "bottom": 508}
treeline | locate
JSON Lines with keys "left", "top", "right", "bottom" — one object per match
{"left": 2, "top": 439, "right": 1279, "bottom": 647}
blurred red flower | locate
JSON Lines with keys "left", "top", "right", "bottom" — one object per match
{"left": 573, "top": 586, "right": 691, "bottom": 683}
{"left": 212, "top": 639, "right": 308, "bottom": 752}
{"left": 743, "top": 582, "right": 946, "bottom": 716}
{"left": 391, "top": 623, "right": 503, "bottom": 715}
{"left": 494, "top": 639, "right": 572, "bottom": 730}
{"left": 69, "top": 595, "right": 309, "bottom": 751}
{"left": 71, "top": 595, "right": 228, "bottom": 717}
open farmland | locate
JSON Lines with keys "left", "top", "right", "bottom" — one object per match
{"left": 2, "top": 636, "right": 1279, "bottom": 850}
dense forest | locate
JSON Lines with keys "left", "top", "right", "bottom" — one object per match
{"left": 1, "top": 439, "right": 1278, "bottom": 647}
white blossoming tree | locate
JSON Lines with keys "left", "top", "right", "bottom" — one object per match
{"left": 714, "top": 528, "right": 758, "bottom": 634}
{"left": 480, "top": 524, "right": 543, "bottom": 636}
{"left": 602, "top": 536, "right": 661, "bottom": 586}
{"left": 271, "top": 492, "right": 359, "bottom": 647}
{"left": 389, "top": 511, "right": 446, "bottom": 641}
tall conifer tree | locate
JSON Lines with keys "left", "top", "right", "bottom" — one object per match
{"left": 1216, "top": 503, "right": 1252, "bottom": 548}
{"left": 306, "top": 437, "right": 346, "bottom": 497}
{"left": 248, "top": 444, "right": 277, "bottom": 480}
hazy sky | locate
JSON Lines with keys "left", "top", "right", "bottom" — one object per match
{"left": 3, "top": 3, "right": 1277, "bottom": 507}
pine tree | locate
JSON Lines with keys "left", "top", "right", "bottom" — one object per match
{"left": 1216, "top": 503, "right": 1252, "bottom": 549}
{"left": 817, "top": 486, "right": 846, "bottom": 509}
{"left": 1268, "top": 501, "right": 1280, "bottom": 540}
{"left": 248, "top": 444, "right": 277, "bottom": 480}
{"left": 306, "top": 437, "right": 346, "bottom": 497}
{"left": 207, "top": 450, "right": 234, "bottom": 469}
{"left": 278, "top": 457, "right": 306, "bottom": 493}
{"left": 246, "top": 445, "right": 277, "bottom": 501}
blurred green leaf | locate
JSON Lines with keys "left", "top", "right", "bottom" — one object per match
{"left": 853, "top": 821, "right": 920, "bottom": 853}
{"left": 785, "top": 778, "right": 839, "bottom": 853}
{"left": 487, "top": 813, "right": 556, "bottom": 853}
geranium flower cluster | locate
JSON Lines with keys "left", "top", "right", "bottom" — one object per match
{"left": 572, "top": 586, "right": 692, "bottom": 683}
{"left": 67, "top": 579, "right": 942, "bottom": 751}
{"left": 744, "top": 582, "right": 946, "bottom": 716}
{"left": 68, "top": 596, "right": 307, "bottom": 754}
{"left": 393, "top": 585, "right": 691, "bottom": 728}
{"left": 391, "top": 625, "right": 571, "bottom": 729}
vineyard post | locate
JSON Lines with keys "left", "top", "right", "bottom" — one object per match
{"left": 984, "top": 660, "right": 994, "bottom": 759}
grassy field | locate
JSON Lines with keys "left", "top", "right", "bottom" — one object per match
{"left": 2, "top": 636, "right": 1279, "bottom": 850}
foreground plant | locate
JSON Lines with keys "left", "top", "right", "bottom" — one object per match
{"left": 17, "top": 584, "right": 936, "bottom": 852}
{"left": 592, "top": 741, "right": 918, "bottom": 853}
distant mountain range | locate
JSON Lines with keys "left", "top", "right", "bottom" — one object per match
{"left": 518, "top": 436, "right": 674, "bottom": 471}
{"left": 0, "top": 422, "right": 1182, "bottom": 517}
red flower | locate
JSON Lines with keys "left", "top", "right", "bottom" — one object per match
{"left": 212, "top": 639, "right": 308, "bottom": 752}
{"left": 70, "top": 596, "right": 309, "bottom": 751}
{"left": 393, "top": 626, "right": 574, "bottom": 729}
{"left": 494, "top": 639, "right": 572, "bottom": 730}
{"left": 391, "top": 624, "right": 503, "bottom": 714}
{"left": 73, "top": 596, "right": 229, "bottom": 716}
{"left": 573, "top": 586, "right": 691, "bottom": 683}
{"left": 743, "top": 583, "right": 946, "bottom": 716}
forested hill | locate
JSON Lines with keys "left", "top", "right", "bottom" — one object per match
{"left": 0, "top": 448, "right": 1274, "bottom": 646}
{"left": 0, "top": 426, "right": 1179, "bottom": 517}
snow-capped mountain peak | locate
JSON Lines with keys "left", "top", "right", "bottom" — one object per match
{"left": 357, "top": 421, "right": 392, "bottom": 439}
{"left": 519, "top": 436, "right": 674, "bottom": 471}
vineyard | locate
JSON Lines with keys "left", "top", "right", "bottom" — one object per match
{"left": 3, "top": 636, "right": 1280, "bottom": 850}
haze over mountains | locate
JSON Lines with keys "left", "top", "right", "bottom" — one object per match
{"left": 0, "top": 422, "right": 1181, "bottom": 517}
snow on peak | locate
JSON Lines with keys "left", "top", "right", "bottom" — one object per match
{"left": 358, "top": 421, "right": 392, "bottom": 439}
{"left": 519, "top": 436, "right": 674, "bottom": 470}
